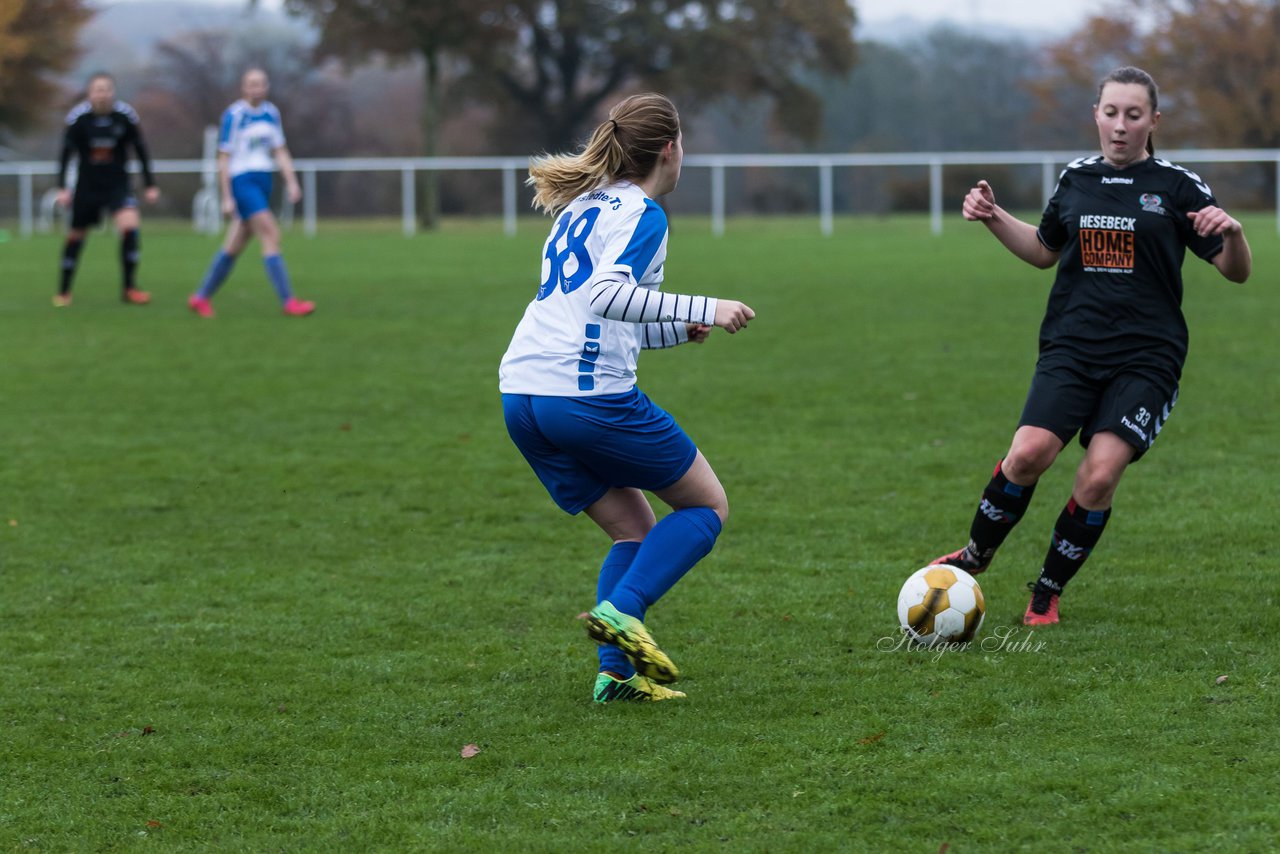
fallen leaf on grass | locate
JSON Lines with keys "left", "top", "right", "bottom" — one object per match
{"left": 1215, "top": 675, "right": 1229, "bottom": 685}
{"left": 859, "top": 731, "right": 886, "bottom": 745}
{"left": 461, "top": 743, "right": 481, "bottom": 758}
{"left": 142, "top": 726, "right": 155, "bottom": 736}
{"left": 146, "top": 820, "right": 162, "bottom": 829}
{"left": 7, "top": 519, "right": 17, "bottom": 527}
{"left": 939, "top": 843, "right": 950, "bottom": 854}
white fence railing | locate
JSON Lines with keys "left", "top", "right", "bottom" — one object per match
{"left": 3, "top": 149, "right": 1278, "bottom": 238}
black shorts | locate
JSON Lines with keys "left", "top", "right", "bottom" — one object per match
{"left": 1019, "top": 354, "right": 1179, "bottom": 461}
{"left": 71, "top": 182, "right": 136, "bottom": 230}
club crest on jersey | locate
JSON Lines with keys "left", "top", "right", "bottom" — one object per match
{"left": 1139, "top": 193, "right": 1166, "bottom": 215}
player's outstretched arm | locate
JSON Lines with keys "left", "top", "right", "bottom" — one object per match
{"left": 963, "top": 180, "right": 1059, "bottom": 270}
{"left": 1189, "top": 206, "right": 1251, "bottom": 283}
{"left": 589, "top": 274, "right": 754, "bottom": 334}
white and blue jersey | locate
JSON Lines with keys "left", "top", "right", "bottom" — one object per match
{"left": 219, "top": 99, "right": 286, "bottom": 220}
{"left": 218, "top": 99, "right": 286, "bottom": 177}
{"left": 499, "top": 180, "right": 717, "bottom": 397}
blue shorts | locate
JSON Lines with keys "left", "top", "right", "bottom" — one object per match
{"left": 231, "top": 172, "right": 273, "bottom": 220}
{"left": 502, "top": 389, "right": 698, "bottom": 514}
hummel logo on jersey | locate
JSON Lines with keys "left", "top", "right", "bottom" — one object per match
{"left": 1054, "top": 536, "right": 1087, "bottom": 561}
{"left": 979, "top": 498, "right": 1013, "bottom": 524}
{"left": 1101, "top": 176, "right": 1133, "bottom": 184}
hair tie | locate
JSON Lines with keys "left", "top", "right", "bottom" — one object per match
{"left": 608, "top": 118, "right": 619, "bottom": 133}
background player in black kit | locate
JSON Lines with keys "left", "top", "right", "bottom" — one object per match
{"left": 931, "top": 66, "right": 1252, "bottom": 625}
{"left": 54, "top": 72, "right": 160, "bottom": 307}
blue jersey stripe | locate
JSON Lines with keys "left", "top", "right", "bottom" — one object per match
{"left": 614, "top": 199, "right": 667, "bottom": 280}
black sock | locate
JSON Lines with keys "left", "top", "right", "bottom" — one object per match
{"left": 965, "top": 460, "right": 1038, "bottom": 563}
{"left": 60, "top": 238, "right": 84, "bottom": 295}
{"left": 121, "top": 230, "right": 140, "bottom": 290}
{"left": 1038, "top": 498, "right": 1111, "bottom": 593}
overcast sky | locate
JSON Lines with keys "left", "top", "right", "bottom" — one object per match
{"left": 858, "top": 0, "right": 1109, "bottom": 30}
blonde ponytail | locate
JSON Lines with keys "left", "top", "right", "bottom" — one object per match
{"left": 527, "top": 93, "right": 681, "bottom": 214}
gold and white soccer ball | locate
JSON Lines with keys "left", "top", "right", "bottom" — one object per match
{"left": 896, "top": 565, "right": 986, "bottom": 647}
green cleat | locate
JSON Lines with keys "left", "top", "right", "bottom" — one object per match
{"left": 593, "top": 672, "right": 686, "bottom": 704}
{"left": 584, "top": 601, "right": 680, "bottom": 684}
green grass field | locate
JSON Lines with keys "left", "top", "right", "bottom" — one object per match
{"left": 2, "top": 216, "right": 1277, "bottom": 851}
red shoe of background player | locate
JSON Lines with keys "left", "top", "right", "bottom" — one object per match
{"left": 188, "top": 294, "right": 215, "bottom": 318}
{"left": 123, "top": 288, "right": 151, "bottom": 304}
{"left": 282, "top": 297, "right": 315, "bottom": 317}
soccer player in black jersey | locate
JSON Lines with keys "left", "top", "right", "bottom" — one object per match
{"left": 53, "top": 72, "right": 159, "bottom": 307}
{"left": 931, "top": 67, "right": 1252, "bottom": 625}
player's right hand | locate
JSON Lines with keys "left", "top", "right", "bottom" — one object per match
{"left": 55, "top": 189, "right": 72, "bottom": 210}
{"left": 962, "top": 180, "right": 996, "bottom": 221}
{"left": 714, "top": 300, "right": 755, "bottom": 334}
{"left": 221, "top": 196, "right": 235, "bottom": 217}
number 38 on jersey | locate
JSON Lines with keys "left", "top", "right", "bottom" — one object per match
{"left": 538, "top": 207, "right": 602, "bottom": 300}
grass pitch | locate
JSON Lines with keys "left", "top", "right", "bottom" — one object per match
{"left": 1, "top": 216, "right": 1277, "bottom": 851}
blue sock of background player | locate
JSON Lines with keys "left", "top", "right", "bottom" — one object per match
{"left": 264, "top": 254, "right": 294, "bottom": 302}
{"left": 605, "top": 507, "right": 722, "bottom": 620}
{"left": 197, "top": 250, "right": 237, "bottom": 299}
{"left": 596, "top": 541, "right": 641, "bottom": 677}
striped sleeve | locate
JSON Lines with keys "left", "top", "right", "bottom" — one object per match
{"left": 589, "top": 276, "right": 717, "bottom": 326}
{"left": 639, "top": 322, "right": 690, "bottom": 350}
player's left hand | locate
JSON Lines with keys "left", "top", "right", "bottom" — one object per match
{"left": 143, "top": 186, "right": 160, "bottom": 205}
{"left": 687, "top": 324, "right": 711, "bottom": 344}
{"left": 286, "top": 182, "right": 302, "bottom": 205}
{"left": 1187, "top": 206, "right": 1242, "bottom": 238}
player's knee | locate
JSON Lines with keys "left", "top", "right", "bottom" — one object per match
{"left": 1003, "top": 443, "right": 1056, "bottom": 482}
{"left": 709, "top": 495, "right": 729, "bottom": 526}
{"left": 1076, "top": 468, "right": 1122, "bottom": 507}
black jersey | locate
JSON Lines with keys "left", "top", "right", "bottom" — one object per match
{"left": 1034, "top": 156, "right": 1224, "bottom": 377}
{"left": 57, "top": 100, "right": 155, "bottom": 192}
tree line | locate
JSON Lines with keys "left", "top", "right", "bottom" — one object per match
{"left": 3, "top": 0, "right": 1277, "bottom": 216}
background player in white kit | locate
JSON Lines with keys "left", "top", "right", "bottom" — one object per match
{"left": 188, "top": 68, "right": 314, "bottom": 318}
{"left": 499, "top": 93, "right": 755, "bottom": 704}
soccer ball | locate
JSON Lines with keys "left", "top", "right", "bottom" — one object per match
{"left": 896, "top": 565, "right": 985, "bottom": 647}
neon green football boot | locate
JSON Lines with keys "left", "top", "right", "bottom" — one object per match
{"left": 583, "top": 600, "right": 680, "bottom": 684}
{"left": 593, "top": 672, "right": 687, "bottom": 704}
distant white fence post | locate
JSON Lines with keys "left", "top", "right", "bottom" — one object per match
{"left": 302, "top": 167, "right": 317, "bottom": 237}
{"left": 711, "top": 160, "right": 725, "bottom": 237}
{"left": 18, "top": 167, "right": 33, "bottom": 238}
{"left": 401, "top": 166, "right": 416, "bottom": 237}
{"left": 1042, "top": 158, "right": 1057, "bottom": 210}
{"left": 929, "top": 158, "right": 943, "bottom": 235}
{"left": 503, "top": 160, "right": 518, "bottom": 236}
{"left": 819, "top": 160, "right": 834, "bottom": 236}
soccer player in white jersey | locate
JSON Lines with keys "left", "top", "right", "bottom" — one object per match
{"left": 188, "top": 68, "right": 314, "bottom": 318}
{"left": 500, "top": 93, "right": 756, "bottom": 704}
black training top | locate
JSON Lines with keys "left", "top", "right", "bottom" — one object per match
{"left": 1035, "top": 155, "right": 1224, "bottom": 378}
{"left": 57, "top": 100, "right": 155, "bottom": 192}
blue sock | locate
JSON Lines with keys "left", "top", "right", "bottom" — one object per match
{"left": 263, "top": 254, "right": 293, "bottom": 302}
{"left": 197, "top": 251, "right": 237, "bottom": 299}
{"left": 596, "top": 541, "right": 642, "bottom": 677}
{"left": 607, "top": 507, "right": 722, "bottom": 619}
